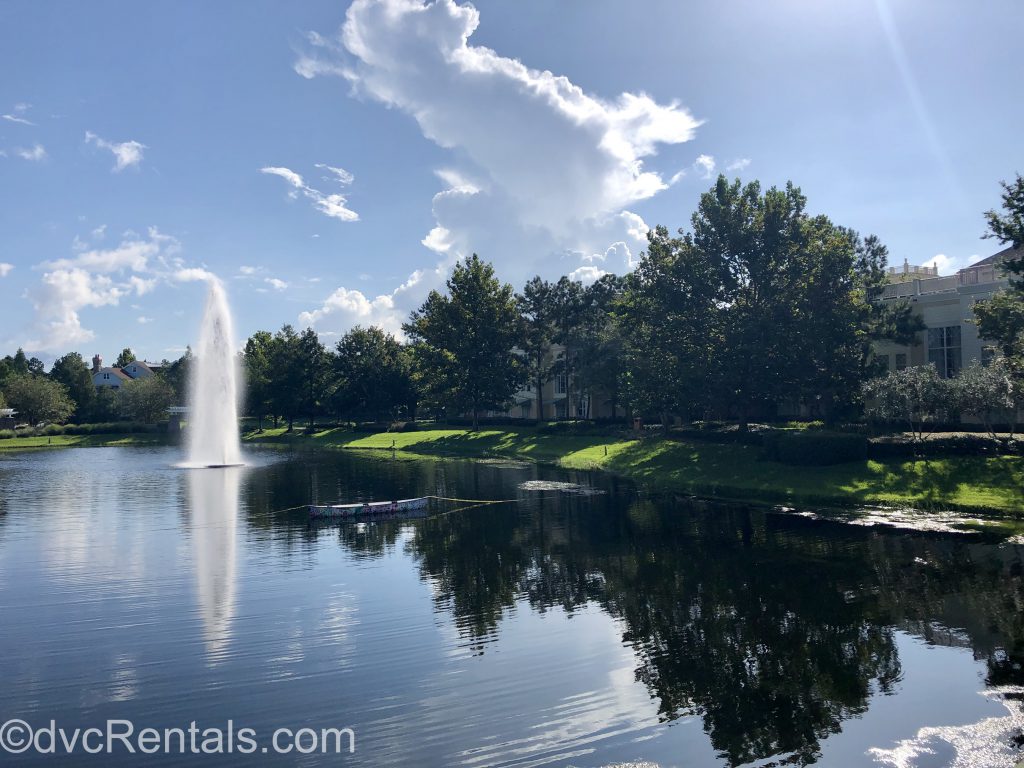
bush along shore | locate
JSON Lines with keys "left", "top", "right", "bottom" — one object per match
{"left": 242, "top": 422, "right": 1024, "bottom": 521}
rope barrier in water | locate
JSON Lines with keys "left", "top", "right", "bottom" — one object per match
{"left": 424, "top": 495, "right": 519, "bottom": 505}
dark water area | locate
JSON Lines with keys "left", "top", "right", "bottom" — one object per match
{"left": 0, "top": 446, "right": 1022, "bottom": 766}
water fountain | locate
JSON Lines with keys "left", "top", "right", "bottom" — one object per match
{"left": 186, "top": 279, "right": 243, "bottom": 468}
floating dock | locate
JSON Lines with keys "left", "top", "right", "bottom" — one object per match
{"left": 309, "top": 497, "right": 431, "bottom": 519}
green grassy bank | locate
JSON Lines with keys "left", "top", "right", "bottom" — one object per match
{"left": 0, "top": 433, "right": 172, "bottom": 450}
{"left": 245, "top": 426, "right": 1024, "bottom": 517}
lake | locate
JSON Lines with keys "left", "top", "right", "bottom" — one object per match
{"left": 0, "top": 445, "right": 1022, "bottom": 766}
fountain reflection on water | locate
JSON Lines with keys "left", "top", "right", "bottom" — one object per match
{"left": 187, "top": 466, "right": 240, "bottom": 661}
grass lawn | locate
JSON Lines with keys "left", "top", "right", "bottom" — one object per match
{"left": 0, "top": 433, "right": 173, "bottom": 451}
{"left": 245, "top": 426, "right": 1024, "bottom": 516}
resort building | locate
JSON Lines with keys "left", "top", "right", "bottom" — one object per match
{"left": 873, "top": 246, "right": 1020, "bottom": 377}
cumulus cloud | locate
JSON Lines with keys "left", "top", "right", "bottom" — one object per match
{"left": 0, "top": 263, "right": 13, "bottom": 277}
{"left": 137, "top": 316, "right": 153, "bottom": 324}
{"left": 694, "top": 154, "right": 716, "bottom": 179}
{"left": 294, "top": 0, "right": 699, "bottom": 335}
{"left": 16, "top": 144, "right": 46, "bottom": 161}
{"left": 261, "top": 165, "right": 359, "bottom": 222}
{"left": 85, "top": 131, "right": 146, "bottom": 171}
{"left": 726, "top": 157, "right": 751, "bottom": 173}
{"left": 24, "top": 229, "right": 196, "bottom": 351}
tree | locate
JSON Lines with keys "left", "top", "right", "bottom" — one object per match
{"left": 242, "top": 332, "right": 273, "bottom": 431}
{"left": 955, "top": 359, "right": 1017, "bottom": 438}
{"left": 984, "top": 173, "right": 1024, "bottom": 253}
{"left": 49, "top": 352, "right": 96, "bottom": 422}
{"left": 862, "top": 365, "right": 954, "bottom": 442}
{"left": 160, "top": 349, "right": 192, "bottom": 405}
{"left": 974, "top": 174, "right": 1024, "bottom": 361}
{"left": 517, "top": 277, "right": 556, "bottom": 421}
{"left": 404, "top": 254, "right": 524, "bottom": 429}
{"left": 333, "top": 326, "right": 415, "bottom": 421}
{"left": 549, "top": 277, "right": 587, "bottom": 419}
{"left": 3, "top": 374, "right": 74, "bottom": 426}
{"left": 573, "top": 274, "right": 625, "bottom": 420}
{"left": 121, "top": 376, "right": 174, "bottom": 423}
{"left": 267, "top": 325, "right": 304, "bottom": 430}
{"left": 298, "top": 327, "right": 332, "bottom": 429}
{"left": 619, "top": 225, "right": 722, "bottom": 429}
{"left": 115, "top": 348, "right": 135, "bottom": 368}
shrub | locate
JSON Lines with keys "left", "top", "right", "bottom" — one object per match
{"left": 0, "top": 429, "right": 14, "bottom": 439}
{"left": 762, "top": 430, "right": 868, "bottom": 466}
{"left": 41, "top": 424, "right": 66, "bottom": 436}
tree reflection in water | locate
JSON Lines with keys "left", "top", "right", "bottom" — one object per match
{"left": 242, "top": 450, "right": 1024, "bottom": 766}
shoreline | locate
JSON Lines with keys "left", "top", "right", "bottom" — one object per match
{"left": 4, "top": 425, "right": 1021, "bottom": 525}
{"left": 242, "top": 426, "right": 1024, "bottom": 522}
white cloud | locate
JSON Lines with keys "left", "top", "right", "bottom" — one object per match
{"left": 568, "top": 265, "right": 608, "bottom": 284}
{"left": 85, "top": 131, "right": 146, "bottom": 171}
{"left": 261, "top": 165, "right": 359, "bottom": 222}
{"left": 23, "top": 228, "right": 199, "bottom": 351}
{"left": 2, "top": 114, "right": 34, "bottom": 126}
{"left": 264, "top": 277, "right": 288, "bottom": 291}
{"left": 46, "top": 227, "right": 178, "bottom": 272}
{"left": 927, "top": 253, "right": 975, "bottom": 275}
{"left": 726, "top": 157, "right": 751, "bottom": 173}
{"left": 694, "top": 154, "right": 716, "bottom": 179}
{"left": 294, "top": 0, "right": 699, "bottom": 333}
{"left": 315, "top": 163, "right": 355, "bottom": 185}
{"left": 299, "top": 287, "right": 402, "bottom": 334}
{"left": 16, "top": 144, "right": 46, "bottom": 161}
{"left": 0, "top": 263, "right": 13, "bottom": 277}
{"left": 238, "top": 265, "right": 262, "bottom": 276}
{"left": 137, "top": 316, "right": 153, "bottom": 324}
{"left": 26, "top": 268, "right": 128, "bottom": 348}
{"left": 173, "top": 267, "right": 218, "bottom": 283}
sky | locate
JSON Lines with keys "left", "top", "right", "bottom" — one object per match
{"left": 0, "top": 0, "right": 1022, "bottom": 365}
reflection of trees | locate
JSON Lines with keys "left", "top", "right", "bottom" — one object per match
{"left": 235, "top": 450, "right": 1024, "bottom": 766}
{"left": 407, "top": 490, "right": 1024, "bottom": 766}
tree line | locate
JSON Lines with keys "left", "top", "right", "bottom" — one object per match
{"left": 5, "top": 173, "right": 1021, "bottom": 433}
{"left": 240, "top": 176, "right": 928, "bottom": 431}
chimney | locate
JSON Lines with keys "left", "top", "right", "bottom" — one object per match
{"left": 92, "top": 354, "right": 102, "bottom": 373}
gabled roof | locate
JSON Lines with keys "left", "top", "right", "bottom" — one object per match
{"left": 962, "top": 245, "right": 1023, "bottom": 270}
{"left": 95, "top": 367, "right": 131, "bottom": 381}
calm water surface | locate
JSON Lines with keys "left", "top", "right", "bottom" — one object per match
{"left": 1, "top": 446, "right": 1022, "bottom": 767}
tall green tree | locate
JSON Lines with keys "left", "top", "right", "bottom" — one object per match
{"left": 405, "top": 254, "right": 524, "bottom": 429}
{"left": 549, "top": 277, "right": 587, "bottom": 419}
{"left": 49, "top": 352, "right": 96, "bottom": 422}
{"left": 3, "top": 374, "right": 74, "bottom": 426}
{"left": 267, "top": 324, "right": 304, "bottom": 430}
{"left": 619, "top": 225, "right": 723, "bottom": 429}
{"left": 298, "top": 327, "right": 332, "bottom": 429}
{"left": 242, "top": 332, "right": 273, "bottom": 431}
{"left": 333, "top": 326, "right": 415, "bottom": 421}
{"left": 115, "top": 347, "right": 135, "bottom": 368}
{"left": 574, "top": 274, "right": 625, "bottom": 419}
{"left": 517, "top": 277, "right": 556, "bottom": 421}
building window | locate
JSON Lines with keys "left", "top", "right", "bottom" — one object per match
{"left": 103, "top": 373, "right": 109, "bottom": 379}
{"left": 556, "top": 374, "right": 567, "bottom": 394}
{"left": 895, "top": 353, "right": 907, "bottom": 371}
{"left": 927, "top": 326, "right": 962, "bottom": 378}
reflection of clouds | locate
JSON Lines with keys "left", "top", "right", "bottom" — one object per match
{"left": 187, "top": 467, "right": 240, "bottom": 663}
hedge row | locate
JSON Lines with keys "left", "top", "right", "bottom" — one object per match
{"left": 0, "top": 422, "right": 168, "bottom": 439}
{"left": 761, "top": 431, "right": 869, "bottom": 466}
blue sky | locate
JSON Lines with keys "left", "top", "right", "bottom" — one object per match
{"left": 1, "top": 0, "right": 1021, "bottom": 363}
